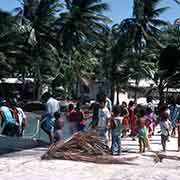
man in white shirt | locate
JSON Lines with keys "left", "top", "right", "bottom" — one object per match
{"left": 41, "top": 92, "right": 60, "bottom": 145}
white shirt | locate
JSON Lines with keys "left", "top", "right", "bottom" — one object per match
{"left": 106, "top": 97, "right": 112, "bottom": 112}
{"left": 46, "top": 97, "right": 60, "bottom": 117}
{"left": 17, "top": 107, "right": 26, "bottom": 126}
{"left": 98, "top": 107, "right": 111, "bottom": 128}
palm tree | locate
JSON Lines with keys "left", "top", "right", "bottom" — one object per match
{"left": 121, "top": 0, "right": 168, "bottom": 51}
{"left": 14, "top": 0, "right": 62, "bottom": 99}
{"left": 56, "top": 0, "right": 111, "bottom": 53}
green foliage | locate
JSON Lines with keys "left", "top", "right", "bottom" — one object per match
{"left": 1, "top": 0, "right": 180, "bottom": 102}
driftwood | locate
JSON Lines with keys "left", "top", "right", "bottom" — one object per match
{"left": 42, "top": 131, "right": 139, "bottom": 164}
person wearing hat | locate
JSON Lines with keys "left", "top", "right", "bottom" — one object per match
{"left": 0, "top": 98, "right": 19, "bottom": 136}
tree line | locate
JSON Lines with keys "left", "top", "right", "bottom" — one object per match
{"left": 0, "top": 0, "right": 180, "bottom": 103}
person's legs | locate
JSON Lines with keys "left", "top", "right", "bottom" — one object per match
{"left": 142, "top": 139, "right": 146, "bottom": 152}
{"left": 41, "top": 119, "right": 54, "bottom": 144}
{"left": 171, "top": 120, "right": 176, "bottom": 137}
{"left": 178, "top": 127, "right": 180, "bottom": 151}
{"left": 111, "top": 131, "right": 120, "bottom": 155}
{"left": 139, "top": 138, "right": 143, "bottom": 153}
{"left": 98, "top": 127, "right": 107, "bottom": 145}
{"left": 145, "top": 135, "right": 150, "bottom": 151}
{"left": 49, "top": 130, "right": 54, "bottom": 145}
{"left": 171, "top": 127, "right": 176, "bottom": 137}
{"left": 161, "top": 135, "right": 166, "bottom": 151}
{"left": 117, "top": 135, "right": 121, "bottom": 154}
{"left": 111, "top": 131, "right": 115, "bottom": 154}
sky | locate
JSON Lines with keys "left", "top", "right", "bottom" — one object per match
{"left": 0, "top": 0, "right": 180, "bottom": 23}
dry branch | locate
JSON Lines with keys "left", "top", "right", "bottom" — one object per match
{"left": 42, "top": 131, "right": 139, "bottom": 164}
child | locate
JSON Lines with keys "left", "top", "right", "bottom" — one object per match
{"left": 145, "top": 107, "right": 155, "bottom": 137}
{"left": 54, "top": 112, "right": 64, "bottom": 143}
{"left": 137, "top": 108, "right": 147, "bottom": 153}
{"left": 160, "top": 112, "right": 171, "bottom": 151}
{"left": 75, "top": 103, "right": 85, "bottom": 131}
{"left": 110, "top": 105, "right": 122, "bottom": 155}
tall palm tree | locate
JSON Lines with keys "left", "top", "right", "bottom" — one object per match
{"left": 14, "top": 0, "right": 62, "bottom": 99}
{"left": 121, "top": 0, "right": 168, "bottom": 51}
{"left": 56, "top": 0, "right": 111, "bottom": 52}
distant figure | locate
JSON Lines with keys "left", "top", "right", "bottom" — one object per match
{"left": 145, "top": 107, "right": 156, "bottom": 137}
{"left": 54, "top": 112, "right": 64, "bottom": 143}
{"left": 91, "top": 94, "right": 100, "bottom": 129}
{"left": 160, "top": 112, "right": 171, "bottom": 151}
{"left": 41, "top": 92, "right": 60, "bottom": 145}
{"left": 75, "top": 103, "right": 85, "bottom": 131}
{"left": 0, "top": 98, "right": 19, "bottom": 137}
{"left": 66, "top": 104, "right": 78, "bottom": 135}
{"left": 121, "top": 102, "right": 129, "bottom": 137}
{"left": 169, "top": 97, "right": 180, "bottom": 137}
{"left": 110, "top": 105, "right": 122, "bottom": 155}
{"left": 9, "top": 98, "right": 27, "bottom": 136}
{"left": 128, "top": 101, "right": 136, "bottom": 137}
{"left": 122, "top": 108, "right": 129, "bottom": 137}
{"left": 146, "top": 96, "right": 155, "bottom": 112}
{"left": 137, "top": 108, "right": 147, "bottom": 153}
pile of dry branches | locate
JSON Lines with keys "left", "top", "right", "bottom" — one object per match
{"left": 42, "top": 131, "right": 110, "bottom": 159}
{"left": 42, "top": 131, "right": 139, "bottom": 164}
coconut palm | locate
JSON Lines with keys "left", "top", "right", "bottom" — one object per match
{"left": 121, "top": 0, "right": 168, "bottom": 51}
{"left": 56, "top": 0, "right": 111, "bottom": 52}
{"left": 14, "top": 0, "right": 62, "bottom": 99}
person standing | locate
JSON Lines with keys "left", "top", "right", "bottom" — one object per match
{"left": 160, "top": 112, "right": 171, "bottom": 151}
{"left": 110, "top": 105, "right": 122, "bottom": 155}
{"left": 145, "top": 107, "right": 156, "bottom": 137}
{"left": 169, "top": 98, "right": 180, "bottom": 137}
{"left": 137, "top": 108, "right": 147, "bottom": 153}
{"left": 91, "top": 94, "right": 100, "bottom": 129}
{"left": 41, "top": 92, "right": 60, "bottom": 145}
{"left": 97, "top": 98, "right": 111, "bottom": 145}
{"left": 128, "top": 101, "right": 136, "bottom": 137}
{"left": 75, "top": 103, "right": 85, "bottom": 131}
{"left": 66, "top": 103, "right": 79, "bottom": 135}
{"left": 54, "top": 112, "right": 64, "bottom": 143}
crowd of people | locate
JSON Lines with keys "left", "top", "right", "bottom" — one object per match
{"left": 1, "top": 91, "right": 180, "bottom": 156}
{"left": 90, "top": 94, "right": 180, "bottom": 154}
{"left": 0, "top": 97, "right": 27, "bottom": 137}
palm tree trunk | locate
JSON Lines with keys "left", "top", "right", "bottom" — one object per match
{"left": 33, "top": 63, "right": 42, "bottom": 100}
{"left": 116, "top": 85, "right": 120, "bottom": 105}
{"left": 158, "top": 79, "right": 165, "bottom": 104}
{"left": 110, "top": 82, "right": 115, "bottom": 105}
{"left": 134, "top": 78, "right": 139, "bottom": 103}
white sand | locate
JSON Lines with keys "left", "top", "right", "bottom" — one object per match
{"left": 1, "top": 134, "right": 180, "bottom": 180}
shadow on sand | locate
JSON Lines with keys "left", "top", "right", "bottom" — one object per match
{"left": 0, "top": 135, "right": 48, "bottom": 156}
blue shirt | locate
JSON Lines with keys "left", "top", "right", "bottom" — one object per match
{"left": 0, "top": 106, "right": 15, "bottom": 126}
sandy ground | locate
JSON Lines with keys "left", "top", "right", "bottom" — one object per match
{"left": 1, "top": 132, "right": 180, "bottom": 180}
